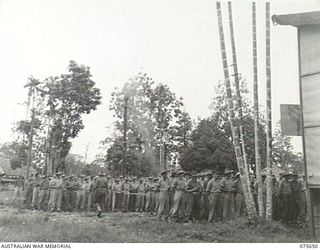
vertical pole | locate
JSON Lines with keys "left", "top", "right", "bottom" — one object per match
{"left": 252, "top": 1, "right": 264, "bottom": 217}
{"left": 216, "top": 1, "right": 257, "bottom": 219}
{"left": 123, "top": 96, "right": 128, "bottom": 176}
{"left": 44, "top": 111, "right": 51, "bottom": 175}
{"left": 26, "top": 107, "right": 35, "bottom": 180}
{"left": 265, "top": 2, "right": 273, "bottom": 220}
{"left": 228, "top": 1, "right": 256, "bottom": 215}
{"left": 158, "top": 85, "right": 165, "bottom": 172}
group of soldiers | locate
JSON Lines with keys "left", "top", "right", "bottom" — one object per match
{"left": 10, "top": 168, "right": 306, "bottom": 223}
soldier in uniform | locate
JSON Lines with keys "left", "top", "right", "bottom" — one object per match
{"left": 79, "top": 175, "right": 88, "bottom": 211}
{"left": 112, "top": 179, "right": 123, "bottom": 211}
{"left": 185, "top": 174, "right": 202, "bottom": 222}
{"left": 157, "top": 170, "right": 171, "bottom": 221}
{"left": 234, "top": 173, "right": 245, "bottom": 216}
{"left": 122, "top": 177, "right": 131, "bottom": 212}
{"left": 207, "top": 171, "right": 222, "bottom": 222}
{"left": 170, "top": 171, "right": 186, "bottom": 223}
{"left": 168, "top": 171, "right": 176, "bottom": 211}
{"left": 136, "top": 179, "right": 145, "bottom": 212}
{"left": 38, "top": 175, "right": 50, "bottom": 211}
{"left": 180, "top": 172, "right": 190, "bottom": 219}
{"left": 221, "top": 169, "right": 235, "bottom": 221}
{"left": 31, "top": 173, "right": 41, "bottom": 209}
{"left": 84, "top": 176, "right": 93, "bottom": 211}
{"left": 64, "top": 176, "right": 75, "bottom": 212}
{"left": 290, "top": 172, "right": 304, "bottom": 222}
{"left": 61, "top": 175, "right": 68, "bottom": 211}
{"left": 104, "top": 175, "right": 113, "bottom": 212}
{"left": 92, "top": 171, "right": 108, "bottom": 218}
{"left": 153, "top": 178, "right": 160, "bottom": 214}
{"left": 24, "top": 175, "right": 34, "bottom": 209}
{"left": 129, "top": 177, "right": 138, "bottom": 211}
{"left": 272, "top": 175, "right": 280, "bottom": 221}
{"left": 48, "top": 172, "right": 64, "bottom": 212}
{"left": 200, "top": 172, "right": 213, "bottom": 221}
{"left": 298, "top": 175, "right": 307, "bottom": 221}
{"left": 145, "top": 177, "right": 154, "bottom": 212}
{"left": 279, "top": 173, "right": 292, "bottom": 223}
{"left": 74, "top": 175, "right": 86, "bottom": 211}
{"left": 12, "top": 176, "right": 24, "bottom": 206}
{"left": 87, "top": 176, "right": 95, "bottom": 211}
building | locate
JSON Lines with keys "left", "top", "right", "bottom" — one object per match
{"left": 0, "top": 155, "right": 36, "bottom": 181}
{"left": 273, "top": 10, "right": 320, "bottom": 239}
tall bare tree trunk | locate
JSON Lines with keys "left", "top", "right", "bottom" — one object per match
{"left": 216, "top": 1, "right": 257, "bottom": 219}
{"left": 265, "top": 2, "right": 273, "bottom": 220}
{"left": 252, "top": 2, "right": 264, "bottom": 217}
{"left": 227, "top": 1, "right": 256, "bottom": 216}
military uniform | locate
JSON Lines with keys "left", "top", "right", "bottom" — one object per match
{"left": 129, "top": 180, "right": 138, "bottom": 211}
{"left": 168, "top": 175, "right": 176, "bottom": 210}
{"left": 221, "top": 171, "right": 235, "bottom": 220}
{"left": 64, "top": 177, "right": 76, "bottom": 211}
{"left": 157, "top": 172, "right": 171, "bottom": 220}
{"left": 31, "top": 175, "right": 41, "bottom": 209}
{"left": 170, "top": 174, "right": 186, "bottom": 222}
{"left": 185, "top": 176, "right": 201, "bottom": 222}
{"left": 112, "top": 180, "right": 123, "bottom": 211}
{"left": 24, "top": 178, "right": 34, "bottom": 209}
{"left": 207, "top": 175, "right": 222, "bottom": 222}
{"left": 153, "top": 180, "right": 160, "bottom": 213}
{"left": 12, "top": 177, "right": 24, "bottom": 206}
{"left": 48, "top": 174, "right": 64, "bottom": 212}
{"left": 104, "top": 177, "right": 113, "bottom": 212}
{"left": 38, "top": 177, "right": 49, "bottom": 210}
{"left": 234, "top": 177, "right": 245, "bottom": 216}
{"left": 199, "top": 175, "right": 211, "bottom": 220}
{"left": 135, "top": 180, "right": 145, "bottom": 212}
{"left": 272, "top": 177, "right": 280, "bottom": 221}
{"left": 93, "top": 173, "right": 108, "bottom": 217}
{"left": 145, "top": 178, "right": 154, "bottom": 212}
{"left": 279, "top": 175, "right": 292, "bottom": 222}
{"left": 74, "top": 178, "right": 85, "bottom": 211}
{"left": 290, "top": 176, "right": 304, "bottom": 221}
{"left": 87, "top": 177, "right": 95, "bottom": 211}
{"left": 122, "top": 180, "right": 131, "bottom": 212}
{"left": 298, "top": 178, "right": 307, "bottom": 221}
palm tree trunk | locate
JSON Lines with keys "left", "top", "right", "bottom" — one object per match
{"left": 216, "top": 1, "right": 257, "bottom": 219}
{"left": 252, "top": 2, "right": 264, "bottom": 218}
{"left": 265, "top": 2, "right": 273, "bottom": 220}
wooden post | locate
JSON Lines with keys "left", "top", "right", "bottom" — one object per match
{"left": 216, "top": 1, "right": 257, "bottom": 219}
{"left": 158, "top": 85, "right": 166, "bottom": 172}
{"left": 252, "top": 1, "right": 264, "bottom": 218}
{"left": 26, "top": 108, "right": 35, "bottom": 180}
{"left": 265, "top": 2, "right": 273, "bottom": 220}
{"left": 123, "top": 96, "right": 128, "bottom": 176}
{"left": 228, "top": 1, "right": 257, "bottom": 217}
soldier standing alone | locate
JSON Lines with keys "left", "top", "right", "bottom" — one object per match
{"left": 92, "top": 171, "right": 108, "bottom": 218}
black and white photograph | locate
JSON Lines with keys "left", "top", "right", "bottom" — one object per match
{"left": 0, "top": 0, "right": 319, "bottom": 245}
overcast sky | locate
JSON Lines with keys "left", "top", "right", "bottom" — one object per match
{"left": 0, "top": 0, "right": 319, "bottom": 162}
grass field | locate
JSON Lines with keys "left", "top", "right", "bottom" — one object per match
{"left": 0, "top": 207, "right": 311, "bottom": 243}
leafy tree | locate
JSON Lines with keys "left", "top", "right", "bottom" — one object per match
{"left": 40, "top": 61, "right": 102, "bottom": 172}
{"left": 104, "top": 72, "right": 192, "bottom": 176}
{"left": 180, "top": 78, "right": 301, "bottom": 174}
{"left": 180, "top": 118, "right": 235, "bottom": 172}
{"left": 13, "top": 62, "right": 101, "bottom": 174}
{"left": 272, "top": 125, "right": 303, "bottom": 171}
